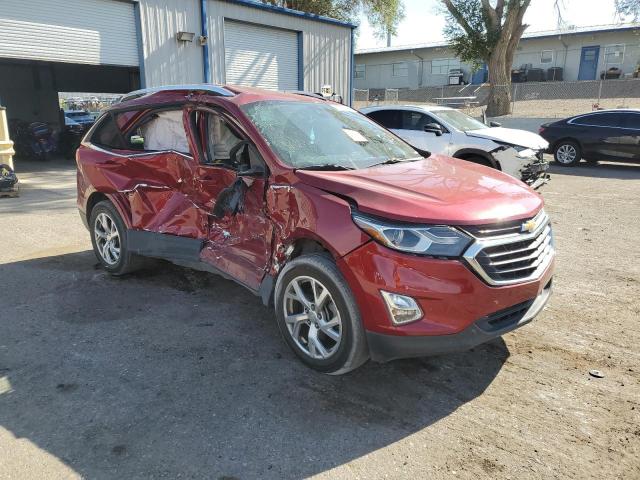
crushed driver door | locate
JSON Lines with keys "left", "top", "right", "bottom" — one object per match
{"left": 186, "top": 107, "right": 273, "bottom": 291}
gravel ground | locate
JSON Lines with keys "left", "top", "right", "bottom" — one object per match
{"left": 0, "top": 158, "right": 639, "bottom": 480}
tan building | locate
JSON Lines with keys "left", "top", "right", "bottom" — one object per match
{"left": 354, "top": 24, "right": 640, "bottom": 89}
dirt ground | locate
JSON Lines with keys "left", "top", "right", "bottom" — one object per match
{"left": 0, "top": 158, "right": 639, "bottom": 480}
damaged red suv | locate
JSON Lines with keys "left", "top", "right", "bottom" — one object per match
{"left": 77, "top": 85, "right": 554, "bottom": 374}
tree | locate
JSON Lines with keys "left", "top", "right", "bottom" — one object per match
{"left": 615, "top": 0, "right": 640, "bottom": 20}
{"left": 261, "top": 0, "right": 405, "bottom": 39}
{"left": 441, "top": 0, "right": 532, "bottom": 116}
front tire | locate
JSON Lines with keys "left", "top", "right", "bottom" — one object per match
{"left": 274, "top": 253, "right": 369, "bottom": 375}
{"left": 89, "top": 200, "right": 141, "bottom": 275}
{"left": 554, "top": 140, "right": 581, "bottom": 166}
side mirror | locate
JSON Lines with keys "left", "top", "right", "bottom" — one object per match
{"left": 424, "top": 123, "right": 443, "bottom": 136}
{"left": 237, "top": 164, "right": 265, "bottom": 177}
{"left": 489, "top": 121, "right": 501, "bottom": 127}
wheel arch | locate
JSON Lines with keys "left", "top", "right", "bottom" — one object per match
{"left": 551, "top": 137, "right": 582, "bottom": 152}
{"left": 86, "top": 191, "right": 132, "bottom": 229}
{"left": 453, "top": 148, "right": 500, "bottom": 169}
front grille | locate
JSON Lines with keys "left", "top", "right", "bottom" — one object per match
{"left": 463, "top": 210, "right": 554, "bottom": 286}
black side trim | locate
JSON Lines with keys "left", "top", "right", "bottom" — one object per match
{"left": 127, "top": 230, "right": 203, "bottom": 262}
{"left": 259, "top": 274, "right": 276, "bottom": 306}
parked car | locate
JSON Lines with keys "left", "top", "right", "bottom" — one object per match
{"left": 361, "top": 105, "right": 550, "bottom": 189}
{"left": 539, "top": 109, "right": 640, "bottom": 166}
{"left": 77, "top": 85, "right": 555, "bottom": 374}
{"left": 64, "top": 110, "right": 95, "bottom": 128}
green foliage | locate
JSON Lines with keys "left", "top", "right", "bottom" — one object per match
{"left": 442, "top": 0, "right": 493, "bottom": 69}
{"left": 260, "top": 0, "right": 405, "bottom": 38}
{"left": 615, "top": 0, "right": 640, "bottom": 20}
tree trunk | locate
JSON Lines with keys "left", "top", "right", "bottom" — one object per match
{"left": 487, "top": 41, "right": 512, "bottom": 117}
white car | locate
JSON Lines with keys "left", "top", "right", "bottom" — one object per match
{"left": 361, "top": 105, "right": 550, "bottom": 189}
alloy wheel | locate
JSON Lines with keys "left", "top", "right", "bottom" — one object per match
{"left": 282, "top": 276, "right": 342, "bottom": 360}
{"left": 94, "top": 212, "right": 121, "bottom": 265}
{"left": 556, "top": 144, "right": 577, "bottom": 164}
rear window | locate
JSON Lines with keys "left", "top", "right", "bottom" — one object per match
{"left": 91, "top": 114, "right": 126, "bottom": 150}
{"left": 572, "top": 113, "right": 623, "bottom": 127}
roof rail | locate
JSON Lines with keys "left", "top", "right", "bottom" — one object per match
{"left": 119, "top": 84, "right": 235, "bottom": 103}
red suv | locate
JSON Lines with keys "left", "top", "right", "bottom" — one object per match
{"left": 77, "top": 85, "right": 555, "bottom": 374}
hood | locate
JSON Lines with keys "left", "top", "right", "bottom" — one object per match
{"left": 466, "top": 127, "right": 548, "bottom": 150}
{"left": 295, "top": 156, "right": 543, "bottom": 225}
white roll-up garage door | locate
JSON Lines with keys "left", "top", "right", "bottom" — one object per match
{"left": 0, "top": 0, "right": 139, "bottom": 66}
{"left": 224, "top": 20, "right": 299, "bottom": 91}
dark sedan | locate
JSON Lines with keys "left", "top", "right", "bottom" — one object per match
{"left": 539, "top": 109, "right": 640, "bottom": 166}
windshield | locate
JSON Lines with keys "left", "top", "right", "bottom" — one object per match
{"left": 66, "top": 111, "right": 92, "bottom": 120}
{"left": 435, "top": 109, "right": 487, "bottom": 132}
{"left": 240, "top": 100, "right": 421, "bottom": 169}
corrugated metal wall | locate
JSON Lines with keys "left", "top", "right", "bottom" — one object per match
{"left": 0, "top": 0, "right": 138, "bottom": 66}
{"left": 138, "top": 0, "right": 352, "bottom": 100}
{"left": 223, "top": 20, "right": 299, "bottom": 90}
{"left": 137, "top": 0, "right": 203, "bottom": 86}
{"left": 207, "top": 1, "right": 351, "bottom": 100}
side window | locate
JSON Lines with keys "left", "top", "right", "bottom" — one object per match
{"left": 91, "top": 114, "right": 126, "bottom": 150}
{"left": 401, "top": 111, "right": 430, "bottom": 131}
{"left": 366, "top": 110, "right": 402, "bottom": 129}
{"left": 129, "top": 110, "right": 191, "bottom": 154}
{"left": 192, "top": 111, "right": 263, "bottom": 170}
{"left": 572, "top": 113, "right": 621, "bottom": 127}
{"left": 207, "top": 114, "right": 243, "bottom": 163}
{"left": 619, "top": 113, "right": 640, "bottom": 130}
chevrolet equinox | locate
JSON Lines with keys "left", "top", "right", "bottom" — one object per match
{"left": 77, "top": 85, "right": 555, "bottom": 374}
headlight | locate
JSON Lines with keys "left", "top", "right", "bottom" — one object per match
{"left": 352, "top": 213, "right": 472, "bottom": 257}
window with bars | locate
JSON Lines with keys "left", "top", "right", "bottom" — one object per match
{"left": 604, "top": 44, "right": 625, "bottom": 65}
{"left": 392, "top": 62, "right": 408, "bottom": 77}
{"left": 431, "top": 58, "right": 461, "bottom": 74}
{"left": 540, "top": 50, "right": 554, "bottom": 64}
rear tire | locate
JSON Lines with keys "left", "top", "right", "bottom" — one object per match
{"left": 274, "top": 253, "right": 369, "bottom": 375}
{"left": 554, "top": 140, "right": 581, "bottom": 166}
{"left": 89, "top": 200, "right": 142, "bottom": 275}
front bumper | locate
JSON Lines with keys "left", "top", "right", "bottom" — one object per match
{"left": 492, "top": 148, "right": 549, "bottom": 189}
{"left": 366, "top": 280, "right": 552, "bottom": 362}
{"left": 337, "top": 239, "right": 555, "bottom": 361}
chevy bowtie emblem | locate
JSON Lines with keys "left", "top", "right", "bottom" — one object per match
{"left": 522, "top": 219, "right": 537, "bottom": 233}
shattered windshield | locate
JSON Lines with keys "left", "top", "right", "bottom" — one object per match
{"left": 240, "top": 100, "right": 421, "bottom": 170}
{"left": 435, "top": 110, "right": 487, "bottom": 132}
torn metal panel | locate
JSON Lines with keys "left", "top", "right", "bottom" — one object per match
{"left": 491, "top": 147, "right": 550, "bottom": 189}
{"left": 265, "top": 181, "right": 369, "bottom": 276}
{"left": 199, "top": 177, "right": 272, "bottom": 291}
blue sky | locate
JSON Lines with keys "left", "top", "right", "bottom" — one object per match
{"left": 356, "top": 0, "right": 620, "bottom": 49}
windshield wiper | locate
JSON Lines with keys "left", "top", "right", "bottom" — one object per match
{"left": 367, "top": 157, "right": 423, "bottom": 168}
{"left": 295, "top": 164, "right": 355, "bottom": 171}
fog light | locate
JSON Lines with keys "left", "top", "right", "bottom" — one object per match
{"left": 380, "top": 290, "right": 423, "bottom": 325}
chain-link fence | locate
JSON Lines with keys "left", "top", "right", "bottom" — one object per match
{"left": 353, "top": 78, "right": 640, "bottom": 118}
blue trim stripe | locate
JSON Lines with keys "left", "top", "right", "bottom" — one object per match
{"left": 349, "top": 28, "right": 354, "bottom": 106}
{"left": 201, "top": 0, "right": 211, "bottom": 83}
{"left": 224, "top": 0, "right": 357, "bottom": 28}
{"left": 133, "top": 2, "right": 146, "bottom": 88}
{"left": 297, "top": 31, "right": 304, "bottom": 90}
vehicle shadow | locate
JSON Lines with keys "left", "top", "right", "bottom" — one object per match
{"left": 548, "top": 161, "right": 640, "bottom": 180}
{"left": 0, "top": 251, "right": 508, "bottom": 479}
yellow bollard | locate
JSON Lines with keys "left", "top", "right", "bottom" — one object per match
{"left": 0, "top": 106, "right": 15, "bottom": 170}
